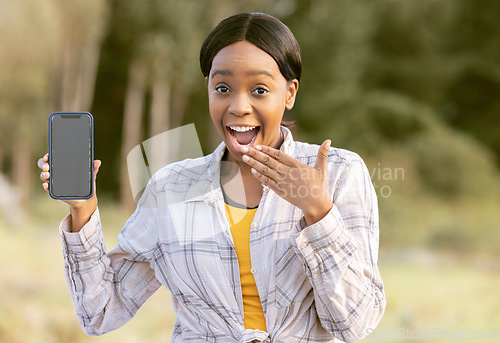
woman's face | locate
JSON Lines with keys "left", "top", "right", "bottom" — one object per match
{"left": 207, "top": 41, "right": 298, "bottom": 163}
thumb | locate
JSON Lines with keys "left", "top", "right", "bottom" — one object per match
{"left": 89, "top": 160, "right": 102, "bottom": 198}
{"left": 93, "top": 160, "right": 102, "bottom": 183}
{"left": 94, "top": 160, "right": 101, "bottom": 176}
{"left": 314, "top": 139, "right": 331, "bottom": 174}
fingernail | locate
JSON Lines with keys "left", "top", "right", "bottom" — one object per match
{"left": 325, "top": 140, "right": 331, "bottom": 149}
{"left": 240, "top": 146, "right": 249, "bottom": 153}
{"left": 255, "top": 145, "right": 262, "bottom": 151}
{"left": 242, "top": 155, "right": 250, "bottom": 162}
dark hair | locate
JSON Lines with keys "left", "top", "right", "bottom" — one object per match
{"left": 200, "top": 12, "right": 302, "bottom": 82}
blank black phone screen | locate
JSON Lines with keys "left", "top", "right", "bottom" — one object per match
{"left": 49, "top": 112, "right": 93, "bottom": 199}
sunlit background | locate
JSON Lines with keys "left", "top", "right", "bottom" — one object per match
{"left": 1, "top": 0, "right": 500, "bottom": 342}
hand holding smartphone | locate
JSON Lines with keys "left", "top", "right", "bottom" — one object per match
{"left": 38, "top": 112, "right": 100, "bottom": 232}
{"left": 48, "top": 112, "right": 94, "bottom": 200}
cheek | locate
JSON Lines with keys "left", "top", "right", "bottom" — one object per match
{"left": 208, "top": 95, "right": 222, "bottom": 122}
{"left": 262, "top": 96, "right": 286, "bottom": 122}
{"left": 260, "top": 107, "right": 284, "bottom": 135}
{"left": 264, "top": 90, "right": 288, "bottom": 115}
{"left": 208, "top": 91, "right": 227, "bottom": 108}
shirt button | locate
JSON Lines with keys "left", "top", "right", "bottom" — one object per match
{"left": 313, "top": 273, "right": 320, "bottom": 280}
{"left": 251, "top": 268, "right": 257, "bottom": 274}
{"left": 300, "top": 241, "right": 307, "bottom": 249}
{"left": 251, "top": 223, "right": 256, "bottom": 228}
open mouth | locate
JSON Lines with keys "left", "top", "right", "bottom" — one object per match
{"left": 226, "top": 125, "right": 260, "bottom": 151}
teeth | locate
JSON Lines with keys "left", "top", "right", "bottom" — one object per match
{"left": 229, "top": 125, "right": 257, "bottom": 132}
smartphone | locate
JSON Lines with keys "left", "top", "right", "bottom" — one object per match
{"left": 48, "top": 112, "right": 94, "bottom": 200}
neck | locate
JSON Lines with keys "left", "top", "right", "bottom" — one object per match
{"left": 221, "top": 149, "right": 253, "bottom": 180}
{"left": 220, "top": 149, "right": 264, "bottom": 208}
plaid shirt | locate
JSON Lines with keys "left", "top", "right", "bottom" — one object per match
{"left": 60, "top": 127, "right": 385, "bottom": 342}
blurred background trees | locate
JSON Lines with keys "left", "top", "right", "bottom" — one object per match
{"left": 1, "top": 0, "right": 499, "bottom": 254}
{"left": 1, "top": 1, "right": 500, "bottom": 340}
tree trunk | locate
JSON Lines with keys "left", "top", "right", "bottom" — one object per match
{"left": 60, "top": 36, "right": 79, "bottom": 110}
{"left": 57, "top": 6, "right": 106, "bottom": 112}
{"left": 12, "top": 131, "right": 32, "bottom": 210}
{"left": 73, "top": 36, "right": 103, "bottom": 111}
{"left": 120, "top": 57, "right": 148, "bottom": 211}
{"left": 150, "top": 74, "right": 170, "bottom": 137}
{"left": 169, "top": 86, "right": 187, "bottom": 130}
{"left": 0, "top": 148, "right": 4, "bottom": 173}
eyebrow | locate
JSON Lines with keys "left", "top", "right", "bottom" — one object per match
{"left": 210, "top": 69, "right": 274, "bottom": 80}
{"left": 211, "top": 70, "right": 232, "bottom": 78}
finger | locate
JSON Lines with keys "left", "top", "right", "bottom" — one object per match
{"left": 40, "top": 171, "right": 50, "bottom": 181}
{"left": 92, "top": 160, "right": 101, "bottom": 185}
{"left": 253, "top": 145, "right": 296, "bottom": 167}
{"left": 37, "top": 157, "right": 45, "bottom": 169}
{"left": 42, "top": 182, "right": 49, "bottom": 192}
{"left": 44, "top": 153, "right": 48, "bottom": 162}
{"left": 250, "top": 167, "right": 281, "bottom": 190}
{"left": 314, "top": 139, "right": 331, "bottom": 174}
{"left": 242, "top": 154, "right": 283, "bottom": 181}
{"left": 94, "top": 160, "right": 101, "bottom": 174}
{"left": 242, "top": 148, "right": 289, "bottom": 176}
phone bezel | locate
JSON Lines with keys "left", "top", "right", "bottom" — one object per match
{"left": 48, "top": 111, "right": 94, "bottom": 200}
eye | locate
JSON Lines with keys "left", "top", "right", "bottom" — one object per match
{"left": 253, "top": 87, "right": 268, "bottom": 95}
{"left": 215, "top": 85, "right": 230, "bottom": 93}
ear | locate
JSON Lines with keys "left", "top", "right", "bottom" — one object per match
{"left": 285, "top": 79, "right": 299, "bottom": 110}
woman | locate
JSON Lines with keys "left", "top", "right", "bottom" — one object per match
{"left": 38, "top": 12, "right": 385, "bottom": 343}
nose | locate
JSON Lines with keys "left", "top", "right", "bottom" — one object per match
{"left": 228, "top": 92, "right": 252, "bottom": 116}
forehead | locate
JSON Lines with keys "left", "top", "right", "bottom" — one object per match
{"left": 210, "top": 41, "right": 280, "bottom": 77}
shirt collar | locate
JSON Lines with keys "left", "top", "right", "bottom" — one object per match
{"left": 184, "top": 126, "right": 295, "bottom": 204}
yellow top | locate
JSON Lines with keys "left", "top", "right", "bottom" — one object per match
{"left": 224, "top": 202, "right": 267, "bottom": 331}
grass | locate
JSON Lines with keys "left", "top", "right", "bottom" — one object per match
{"left": 1, "top": 197, "right": 499, "bottom": 342}
{"left": 0, "top": 198, "right": 175, "bottom": 343}
{"left": 364, "top": 253, "right": 500, "bottom": 342}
